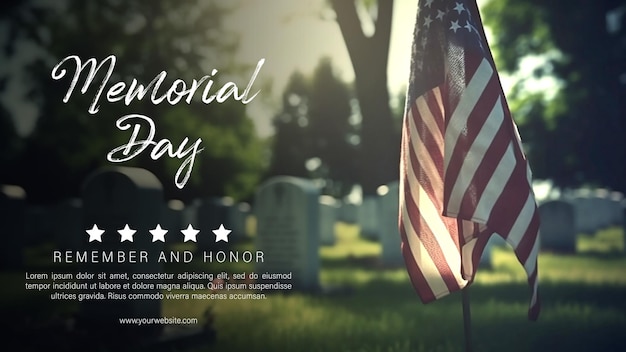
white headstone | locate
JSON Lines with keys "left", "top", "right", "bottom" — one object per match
{"left": 182, "top": 199, "right": 200, "bottom": 229}
{"left": 569, "top": 189, "right": 605, "bottom": 235}
{"left": 591, "top": 189, "right": 614, "bottom": 230}
{"left": 319, "top": 195, "right": 339, "bottom": 246}
{"left": 81, "top": 167, "right": 163, "bottom": 333}
{"left": 379, "top": 182, "right": 403, "bottom": 267}
{"left": 479, "top": 235, "right": 504, "bottom": 268}
{"left": 228, "top": 202, "right": 251, "bottom": 241}
{"left": 0, "top": 185, "right": 26, "bottom": 270}
{"left": 539, "top": 200, "right": 576, "bottom": 253}
{"left": 197, "top": 197, "right": 234, "bottom": 250}
{"left": 622, "top": 201, "right": 626, "bottom": 253}
{"left": 609, "top": 192, "right": 624, "bottom": 226}
{"left": 359, "top": 196, "right": 379, "bottom": 240}
{"left": 161, "top": 199, "right": 184, "bottom": 242}
{"left": 339, "top": 200, "right": 359, "bottom": 224}
{"left": 255, "top": 176, "right": 320, "bottom": 290}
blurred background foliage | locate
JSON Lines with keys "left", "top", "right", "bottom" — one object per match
{"left": 482, "top": 0, "right": 626, "bottom": 193}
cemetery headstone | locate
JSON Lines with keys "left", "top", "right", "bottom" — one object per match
{"left": 479, "top": 235, "right": 502, "bottom": 268}
{"left": 255, "top": 176, "right": 320, "bottom": 290}
{"left": 197, "top": 197, "right": 234, "bottom": 250}
{"left": 0, "top": 185, "right": 26, "bottom": 270}
{"left": 538, "top": 200, "right": 576, "bottom": 253}
{"left": 609, "top": 191, "right": 624, "bottom": 226}
{"left": 569, "top": 189, "right": 603, "bottom": 235}
{"left": 623, "top": 201, "right": 626, "bottom": 253}
{"left": 379, "top": 182, "right": 403, "bottom": 267}
{"left": 182, "top": 199, "right": 200, "bottom": 230}
{"left": 229, "top": 202, "right": 251, "bottom": 241}
{"left": 591, "top": 189, "right": 613, "bottom": 230}
{"left": 359, "top": 196, "right": 380, "bottom": 240}
{"left": 319, "top": 196, "right": 339, "bottom": 246}
{"left": 339, "top": 199, "right": 359, "bottom": 224}
{"left": 81, "top": 167, "right": 163, "bottom": 334}
{"left": 161, "top": 199, "right": 184, "bottom": 244}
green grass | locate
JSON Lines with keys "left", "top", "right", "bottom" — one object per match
{"left": 3, "top": 225, "right": 626, "bottom": 351}
{"left": 177, "top": 225, "right": 625, "bottom": 352}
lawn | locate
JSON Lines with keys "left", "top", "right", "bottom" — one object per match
{"left": 3, "top": 224, "right": 626, "bottom": 352}
{"left": 173, "top": 224, "right": 626, "bottom": 352}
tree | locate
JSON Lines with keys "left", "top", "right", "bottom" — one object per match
{"left": 0, "top": 102, "right": 20, "bottom": 182}
{"left": 266, "top": 71, "right": 311, "bottom": 179}
{"left": 308, "top": 57, "right": 359, "bottom": 196}
{"left": 267, "top": 58, "right": 359, "bottom": 197}
{"left": 482, "top": 0, "right": 626, "bottom": 193}
{"left": 329, "top": 0, "right": 398, "bottom": 195}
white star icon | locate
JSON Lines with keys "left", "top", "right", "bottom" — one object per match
{"left": 212, "top": 224, "right": 231, "bottom": 243}
{"left": 86, "top": 224, "right": 104, "bottom": 243}
{"left": 425, "top": 0, "right": 434, "bottom": 8}
{"left": 118, "top": 224, "right": 136, "bottom": 242}
{"left": 181, "top": 224, "right": 199, "bottom": 242}
{"left": 150, "top": 224, "right": 168, "bottom": 243}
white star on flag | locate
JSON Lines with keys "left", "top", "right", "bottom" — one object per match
{"left": 181, "top": 224, "right": 199, "bottom": 242}
{"left": 150, "top": 224, "right": 168, "bottom": 242}
{"left": 212, "top": 224, "right": 231, "bottom": 243}
{"left": 118, "top": 224, "right": 136, "bottom": 242}
{"left": 86, "top": 224, "right": 104, "bottom": 242}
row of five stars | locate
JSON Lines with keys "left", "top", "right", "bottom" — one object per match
{"left": 85, "top": 224, "right": 231, "bottom": 243}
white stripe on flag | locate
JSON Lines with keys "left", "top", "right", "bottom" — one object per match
{"left": 446, "top": 95, "right": 506, "bottom": 216}
{"left": 444, "top": 58, "right": 493, "bottom": 172}
{"left": 473, "top": 142, "right": 516, "bottom": 221}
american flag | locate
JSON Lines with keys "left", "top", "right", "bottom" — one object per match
{"left": 399, "top": 0, "right": 540, "bottom": 320}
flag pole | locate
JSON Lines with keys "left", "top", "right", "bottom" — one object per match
{"left": 462, "top": 286, "right": 473, "bottom": 352}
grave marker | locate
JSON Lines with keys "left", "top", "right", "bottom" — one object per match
{"left": 379, "top": 182, "right": 403, "bottom": 267}
{"left": 197, "top": 197, "right": 234, "bottom": 250}
{"left": 319, "top": 196, "right": 339, "bottom": 246}
{"left": 229, "top": 202, "right": 251, "bottom": 241}
{"left": 339, "top": 200, "right": 359, "bottom": 224}
{"left": 161, "top": 199, "right": 184, "bottom": 244}
{"left": 359, "top": 196, "right": 379, "bottom": 240}
{"left": 539, "top": 200, "right": 576, "bottom": 253}
{"left": 255, "top": 176, "right": 320, "bottom": 290}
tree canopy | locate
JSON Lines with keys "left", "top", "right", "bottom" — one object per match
{"left": 268, "top": 57, "right": 359, "bottom": 197}
{"left": 483, "top": 0, "right": 626, "bottom": 193}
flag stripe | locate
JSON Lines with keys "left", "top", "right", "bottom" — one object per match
{"left": 472, "top": 141, "right": 516, "bottom": 221}
{"left": 443, "top": 58, "right": 493, "bottom": 173}
{"left": 446, "top": 94, "right": 505, "bottom": 218}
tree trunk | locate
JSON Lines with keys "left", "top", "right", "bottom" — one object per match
{"left": 330, "top": 0, "right": 398, "bottom": 195}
